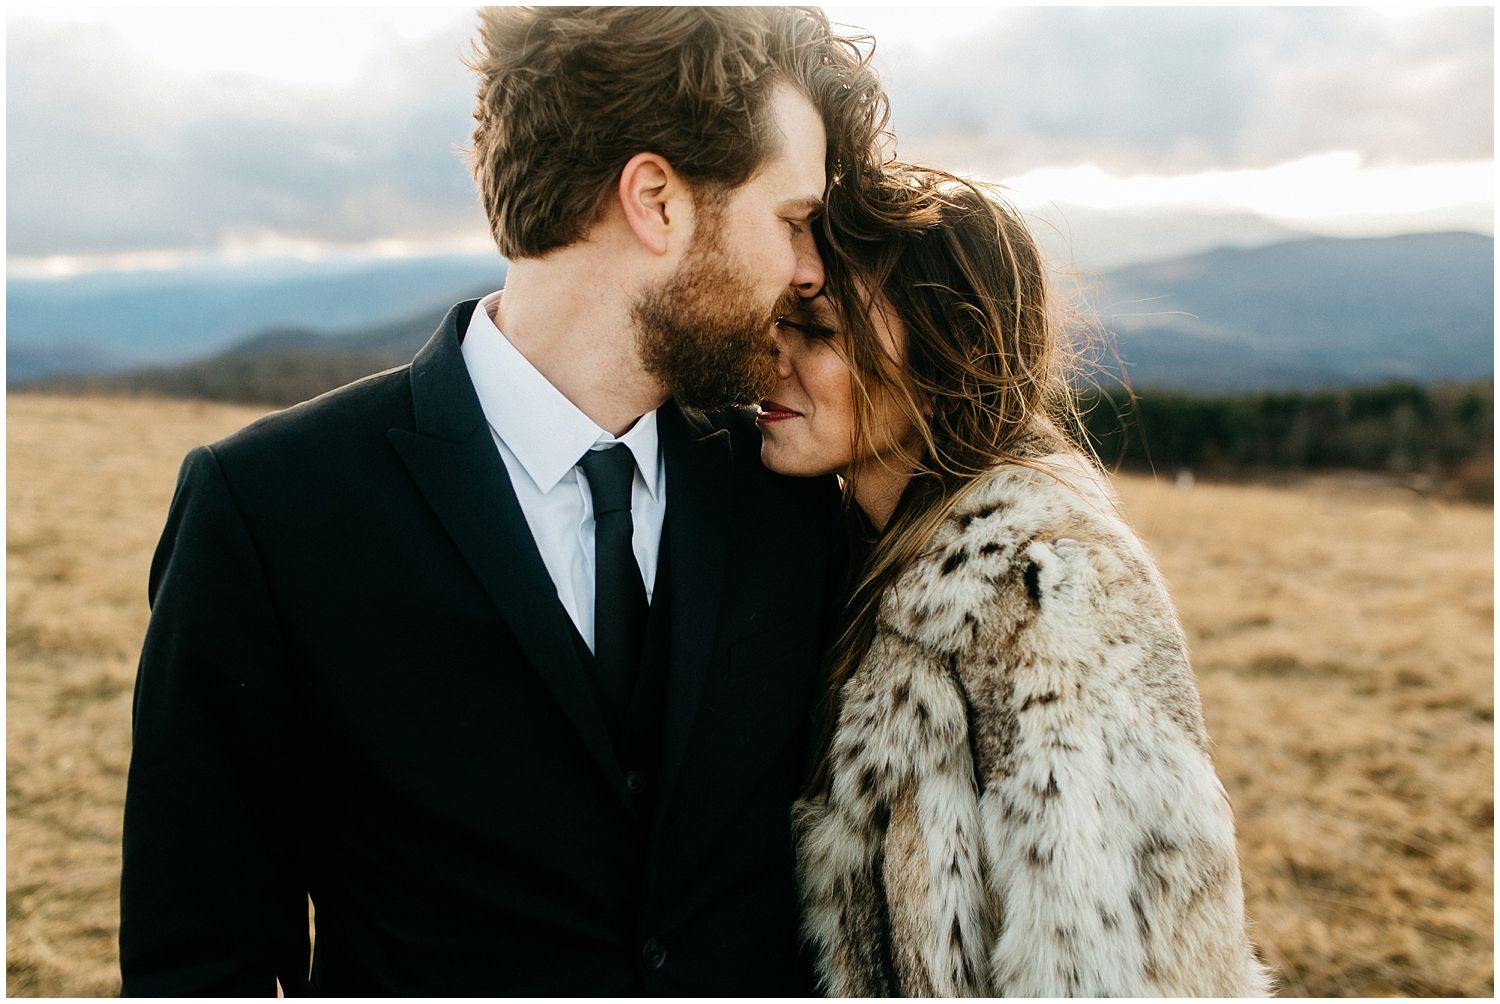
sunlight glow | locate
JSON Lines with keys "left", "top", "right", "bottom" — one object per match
{"left": 11, "top": 5, "right": 994, "bottom": 85}
{"left": 6, "top": 5, "right": 1490, "bottom": 276}
{"left": 12, "top": 7, "right": 470, "bottom": 86}
{"left": 8, "top": 232, "right": 499, "bottom": 282}
{"left": 1001, "top": 153, "right": 1494, "bottom": 228}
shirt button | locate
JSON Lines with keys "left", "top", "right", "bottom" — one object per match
{"left": 625, "top": 770, "right": 644, "bottom": 794}
{"left": 642, "top": 937, "right": 667, "bottom": 970}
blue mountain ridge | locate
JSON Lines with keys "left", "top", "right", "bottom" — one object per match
{"left": 8, "top": 232, "right": 1492, "bottom": 393}
{"left": 7, "top": 254, "right": 505, "bottom": 383}
{"left": 1094, "top": 232, "right": 1492, "bottom": 391}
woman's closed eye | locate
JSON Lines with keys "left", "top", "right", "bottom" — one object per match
{"left": 776, "top": 311, "right": 838, "bottom": 341}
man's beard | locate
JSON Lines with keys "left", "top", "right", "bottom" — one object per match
{"left": 632, "top": 229, "right": 800, "bottom": 411}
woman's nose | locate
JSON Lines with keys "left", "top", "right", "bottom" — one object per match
{"left": 790, "top": 231, "right": 824, "bottom": 298}
{"left": 771, "top": 326, "right": 795, "bottom": 379}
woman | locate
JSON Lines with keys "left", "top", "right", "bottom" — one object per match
{"left": 761, "top": 166, "right": 1270, "bottom": 997}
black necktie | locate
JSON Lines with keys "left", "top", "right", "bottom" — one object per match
{"left": 578, "top": 444, "right": 649, "bottom": 726}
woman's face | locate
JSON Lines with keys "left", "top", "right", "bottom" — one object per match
{"left": 757, "top": 292, "right": 916, "bottom": 482}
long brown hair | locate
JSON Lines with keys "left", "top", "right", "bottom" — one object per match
{"left": 805, "top": 164, "right": 1089, "bottom": 795}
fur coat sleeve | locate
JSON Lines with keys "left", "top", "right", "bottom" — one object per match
{"left": 794, "top": 456, "right": 1271, "bottom": 997}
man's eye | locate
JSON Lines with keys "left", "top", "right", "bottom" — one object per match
{"left": 784, "top": 218, "right": 806, "bottom": 236}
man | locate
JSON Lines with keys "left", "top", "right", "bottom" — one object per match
{"left": 119, "top": 6, "right": 888, "bottom": 996}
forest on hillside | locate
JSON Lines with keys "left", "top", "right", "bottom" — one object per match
{"left": 1079, "top": 380, "right": 1493, "bottom": 501}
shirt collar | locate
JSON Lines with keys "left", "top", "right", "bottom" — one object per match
{"left": 596, "top": 407, "right": 663, "bottom": 502}
{"left": 461, "top": 290, "right": 663, "bottom": 499}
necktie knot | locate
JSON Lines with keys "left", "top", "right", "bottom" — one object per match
{"left": 578, "top": 444, "right": 637, "bottom": 517}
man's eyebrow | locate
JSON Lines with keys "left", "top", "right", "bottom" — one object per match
{"left": 779, "top": 197, "right": 825, "bottom": 219}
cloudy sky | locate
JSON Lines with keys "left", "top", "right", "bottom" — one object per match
{"left": 7, "top": 5, "right": 1493, "bottom": 277}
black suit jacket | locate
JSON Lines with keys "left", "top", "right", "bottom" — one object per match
{"left": 119, "top": 300, "right": 844, "bottom": 995}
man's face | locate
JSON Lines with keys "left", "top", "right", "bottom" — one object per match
{"left": 634, "top": 83, "right": 828, "bottom": 410}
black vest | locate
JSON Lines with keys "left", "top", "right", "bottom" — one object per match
{"left": 567, "top": 534, "right": 672, "bottom": 823}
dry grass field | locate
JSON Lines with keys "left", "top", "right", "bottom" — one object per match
{"left": 7, "top": 392, "right": 1493, "bottom": 997}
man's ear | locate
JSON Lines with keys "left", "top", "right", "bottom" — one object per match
{"left": 618, "top": 152, "right": 686, "bottom": 256}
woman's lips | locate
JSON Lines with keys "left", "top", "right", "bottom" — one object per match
{"left": 755, "top": 400, "right": 801, "bottom": 423}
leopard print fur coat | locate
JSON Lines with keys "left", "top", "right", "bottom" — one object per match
{"left": 794, "top": 454, "right": 1271, "bottom": 996}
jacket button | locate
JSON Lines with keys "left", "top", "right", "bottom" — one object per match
{"left": 625, "top": 770, "right": 644, "bottom": 794}
{"left": 641, "top": 937, "right": 666, "bottom": 970}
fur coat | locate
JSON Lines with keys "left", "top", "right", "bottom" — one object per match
{"left": 794, "top": 455, "right": 1271, "bottom": 997}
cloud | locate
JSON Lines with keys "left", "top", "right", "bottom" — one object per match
{"left": 6, "top": 7, "right": 1493, "bottom": 261}
{"left": 6, "top": 16, "right": 485, "bottom": 257}
{"left": 879, "top": 6, "right": 1493, "bottom": 175}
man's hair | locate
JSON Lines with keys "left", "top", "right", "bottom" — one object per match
{"left": 467, "top": 6, "right": 888, "bottom": 259}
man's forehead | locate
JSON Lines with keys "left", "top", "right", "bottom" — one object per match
{"left": 758, "top": 82, "right": 828, "bottom": 205}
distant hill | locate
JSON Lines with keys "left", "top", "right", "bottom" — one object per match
{"left": 6, "top": 208, "right": 1319, "bottom": 381}
{"left": 26, "top": 291, "right": 491, "bottom": 406}
{"left": 19, "top": 231, "right": 1494, "bottom": 403}
{"left": 1095, "top": 231, "right": 1493, "bottom": 391}
{"left": 6, "top": 254, "right": 505, "bottom": 383}
{"left": 1026, "top": 204, "right": 1311, "bottom": 272}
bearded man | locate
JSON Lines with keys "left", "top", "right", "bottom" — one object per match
{"left": 119, "top": 7, "right": 887, "bottom": 996}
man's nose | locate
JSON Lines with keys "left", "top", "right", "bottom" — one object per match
{"left": 790, "top": 231, "right": 824, "bottom": 297}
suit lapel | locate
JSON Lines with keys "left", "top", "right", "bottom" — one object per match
{"left": 388, "top": 302, "right": 626, "bottom": 804}
{"left": 655, "top": 403, "right": 733, "bottom": 808}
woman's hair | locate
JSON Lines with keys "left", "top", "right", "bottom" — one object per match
{"left": 466, "top": 6, "right": 889, "bottom": 260}
{"left": 805, "top": 163, "right": 1088, "bottom": 794}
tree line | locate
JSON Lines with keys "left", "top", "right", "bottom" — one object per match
{"left": 1076, "top": 380, "right": 1493, "bottom": 501}
{"left": 32, "top": 356, "right": 1494, "bottom": 502}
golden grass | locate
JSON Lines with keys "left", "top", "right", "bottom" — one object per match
{"left": 7, "top": 394, "right": 275, "bottom": 997}
{"left": 7, "top": 393, "right": 1494, "bottom": 996}
{"left": 1118, "top": 471, "right": 1493, "bottom": 996}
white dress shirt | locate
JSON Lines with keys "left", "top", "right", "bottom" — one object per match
{"left": 461, "top": 290, "right": 666, "bottom": 653}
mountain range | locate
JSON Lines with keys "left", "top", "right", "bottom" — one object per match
{"left": 6, "top": 254, "right": 506, "bottom": 384}
{"left": 1095, "top": 231, "right": 1492, "bottom": 391}
{"left": 11, "top": 231, "right": 1493, "bottom": 400}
